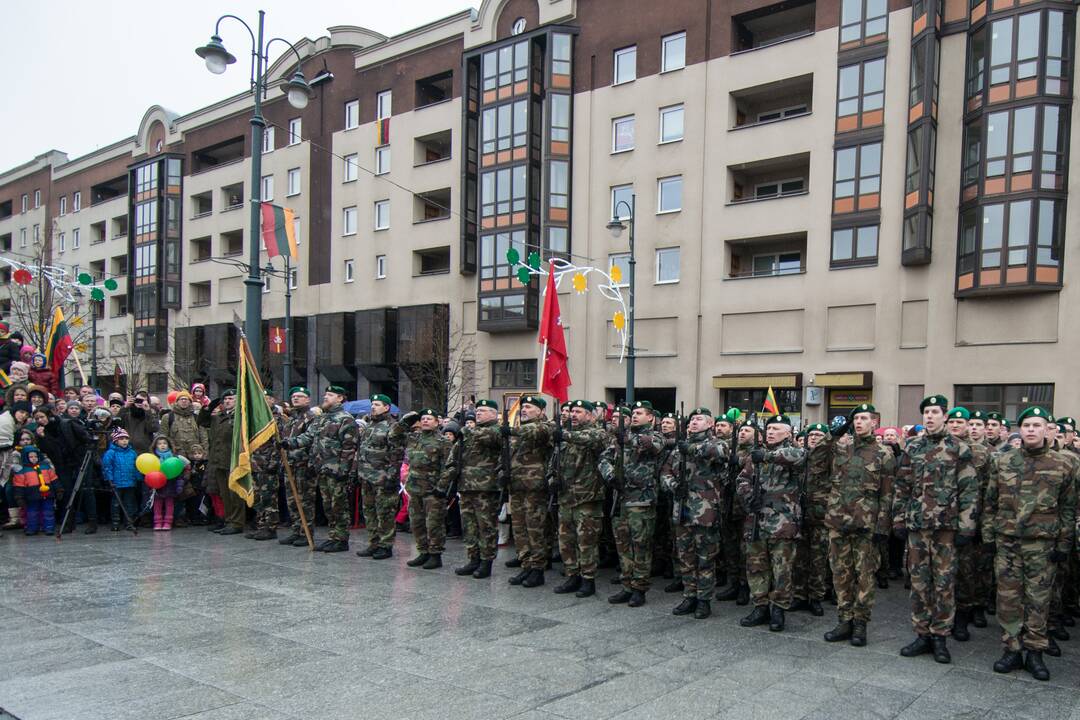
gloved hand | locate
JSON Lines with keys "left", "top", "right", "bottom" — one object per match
{"left": 499, "top": 424, "right": 511, "bottom": 438}
{"left": 872, "top": 533, "right": 888, "bottom": 545}
{"left": 1050, "top": 549, "right": 1068, "bottom": 564}
{"left": 750, "top": 449, "right": 766, "bottom": 464}
{"left": 829, "top": 415, "right": 850, "bottom": 437}
{"left": 955, "top": 533, "right": 973, "bottom": 547}
{"left": 893, "top": 527, "right": 908, "bottom": 542}
{"left": 400, "top": 411, "right": 420, "bottom": 427}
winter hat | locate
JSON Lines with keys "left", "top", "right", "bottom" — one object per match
{"left": 9, "top": 360, "right": 29, "bottom": 376}
{"left": 190, "top": 383, "right": 207, "bottom": 393}
{"left": 174, "top": 390, "right": 192, "bottom": 402}
{"left": 9, "top": 331, "right": 22, "bottom": 342}
{"left": 20, "top": 346, "right": 33, "bottom": 359}
{"left": 111, "top": 428, "right": 130, "bottom": 442}
{"left": 20, "top": 445, "right": 41, "bottom": 464}
{"left": 31, "top": 352, "right": 47, "bottom": 369}
{"left": 10, "top": 400, "right": 32, "bottom": 415}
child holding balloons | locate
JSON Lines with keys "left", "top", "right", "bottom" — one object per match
{"left": 149, "top": 435, "right": 187, "bottom": 531}
{"left": 102, "top": 429, "right": 139, "bottom": 531}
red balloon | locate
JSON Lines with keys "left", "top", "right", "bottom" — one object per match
{"left": 167, "top": 390, "right": 179, "bottom": 405}
{"left": 144, "top": 471, "right": 167, "bottom": 490}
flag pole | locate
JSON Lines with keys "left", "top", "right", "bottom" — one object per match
{"left": 70, "top": 350, "right": 88, "bottom": 387}
{"left": 279, "top": 441, "right": 314, "bottom": 550}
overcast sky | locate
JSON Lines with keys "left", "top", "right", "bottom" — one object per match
{"left": 0, "top": 0, "right": 479, "bottom": 171}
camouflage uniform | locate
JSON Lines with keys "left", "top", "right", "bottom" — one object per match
{"left": 737, "top": 440, "right": 805, "bottom": 610}
{"left": 283, "top": 408, "right": 318, "bottom": 538}
{"left": 555, "top": 421, "right": 609, "bottom": 580}
{"left": 724, "top": 442, "right": 753, "bottom": 588}
{"left": 600, "top": 423, "right": 664, "bottom": 592}
{"left": 796, "top": 438, "right": 834, "bottom": 604}
{"left": 653, "top": 430, "right": 677, "bottom": 576}
{"left": 894, "top": 431, "right": 978, "bottom": 637}
{"left": 956, "top": 441, "right": 991, "bottom": 614}
{"left": 510, "top": 417, "right": 553, "bottom": 571}
{"left": 356, "top": 413, "right": 405, "bottom": 550}
{"left": 402, "top": 427, "right": 453, "bottom": 554}
{"left": 251, "top": 410, "right": 285, "bottom": 531}
{"left": 1048, "top": 446, "right": 1080, "bottom": 626}
{"left": 663, "top": 430, "right": 729, "bottom": 601}
{"left": 983, "top": 444, "right": 1077, "bottom": 651}
{"left": 289, "top": 403, "right": 359, "bottom": 542}
{"left": 457, "top": 419, "right": 503, "bottom": 561}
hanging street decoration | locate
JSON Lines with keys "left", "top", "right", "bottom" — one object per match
{"left": 0, "top": 257, "right": 122, "bottom": 304}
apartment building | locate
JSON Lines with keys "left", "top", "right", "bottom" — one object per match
{"left": 0, "top": 0, "right": 1075, "bottom": 424}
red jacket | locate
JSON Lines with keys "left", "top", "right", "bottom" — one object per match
{"left": 28, "top": 368, "right": 59, "bottom": 397}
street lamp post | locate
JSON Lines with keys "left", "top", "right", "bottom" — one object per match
{"left": 196, "top": 12, "right": 313, "bottom": 375}
{"left": 605, "top": 196, "right": 636, "bottom": 407}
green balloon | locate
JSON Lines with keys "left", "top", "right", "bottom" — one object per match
{"left": 104, "top": 278, "right": 118, "bottom": 291}
{"left": 527, "top": 251, "right": 541, "bottom": 270}
{"left": 78, "top": 273, "right": 93, "bottom": 285}
{"left": 160, "top": 456, "right": 185, "bottom": 480}
{"left": 516, "top": 267, "right": 532, "bottom": 286}
{"left": 90, "top": 288, "right": 105, "bottom": 301}
{"left": 506, "top": 247, "right": 520, "bottom": 265}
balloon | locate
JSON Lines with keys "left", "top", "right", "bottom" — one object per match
{"left": 144, "top": 471, "right": 167, "bottom": 490}
{"left": 160, "top": 456, "right": 185, "bottom": 480}
{"left": 135, "top": 453, "right": 161, "bottom": 475}
{"left": 167, "top": 390, "right": 179, "bottom": 405}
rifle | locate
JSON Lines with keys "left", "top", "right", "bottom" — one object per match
{"left": 446, "top": 399, "right": 464, "bottom": 505}
{"left": 548, "top": 412, "right": 564, "bottom": 512}
{"left": 749, "top": 422, "right": 764, "bottom": 542}
{"left": 612, "top": 409, "right": 625, "bottom": 518}
{"left": 673, "top": 402, "right": 688, "bottom": 526}
{"left": 498, "top": 404, "right": 511, "bottom": 506}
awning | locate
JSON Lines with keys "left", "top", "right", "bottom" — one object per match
{"left": 812, "top": 371, "right": 873, "bottom": 388}
{"left": 712, "top": 373, "right": 801, "bottom": 390}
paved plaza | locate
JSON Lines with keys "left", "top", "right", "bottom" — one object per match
{"left": 1, "top": 528, "right": 1079, "bottom": 720}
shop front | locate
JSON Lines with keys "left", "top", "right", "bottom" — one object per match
{"left": 712, "top": 373, "right": 803, "bottom": 427}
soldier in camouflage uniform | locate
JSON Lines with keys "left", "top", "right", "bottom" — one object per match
{"left": 663, "top": 407, "right": 728, "bottom": 619}
{"left": 1056, "top": 416, "right": 1080, "bottom": 626}
{"left": 551, "top": 400, "right": 609, "bottom": 599}
{"left": 248, "top": 395, "right": 285, "bottom": 540}
{"left": 946, "top": 407, "right": 991, "bottom": 642}
{"left": 399, "top": 408, "right": 454, "bottom": 569}
{"left": 983, "top": 406, "right": 1077, "bottom": 681}
{"left": 601, "top": 400, "right": 664, "bottom": 607}
{"left": 812, "top": 406, "right": 894, "bottom": 647}
{"left": 283, "top": 386, "right": 359, "bottom": 552}
{"left": 895, "top": 395, "right": 979, "bottom": 664}
{"left": 737, "top": 413, "right": 806, "bottom": 632}
{"left": 654, "top": 412, "right": 678, "bottom": 584}
{"left": 985, "top": 412, "right": 1006, "bottom": 453}
{"left": 355, "top": 394, "right": 406, "bottom": 560}
{"left": 279, "top": 387, "right": 319, "bottom": 548}
{"left": 797, "top": 423, "right": 832, "bottom": 618}
{"left": 507, "top": 396, "right": 553, "bottom": 587}
{"left": 963, "top": 409, "right": 996, "bottom": 624}
{"left": 453, "top": 399, "right": 503, "bottom": 579}
{"left": 719, "top": 422, "right": 757, "bottom": 606}
{"left": 715, "top": 409, "right": 745, "bottom": 602}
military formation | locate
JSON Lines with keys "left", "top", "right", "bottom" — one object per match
{"left": 229, "top": 386, "right": 1080, "bottom": 684}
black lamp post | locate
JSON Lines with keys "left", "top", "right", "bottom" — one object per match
{"left": 606, "top": 195, "right": 636, "bottom": 406}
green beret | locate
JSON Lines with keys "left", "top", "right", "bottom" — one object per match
{"left": 561, "top": 401, "right": 574, "bottom": 410}
{"left": 264, "top": 390, "right": 274, "bottom": 397}
{"left": 806, "top": 423, "right": 829, "bottom": 434}
{"left": 418, "top": 408, "right": 439, "bottom": 419}
{"left": 221, "top": 389, "right": 236, "bottom": 398}
{"left": 986, "top": 412, "right": 1003, "bottom": 421}
{"left": 522, "top": 395, "right": 547, "bottom": 409}
{"left": 289, "top": 386, "right": 310, "bottom": 397}
{"left": 969, "top": 410, "right": 986, "bottom": 421}
{"left": 1047, "top": 414, "right": 1057, "bottom": 424}
{"left": 595, "top": 401, "right": 609, "bottom": 410}
{"left": 919, "top": 395, "right": 948, "bottom": 412}
{"left": 1002, "top": 419, "right": 1012, "bottom": 429}
{"left": 724, "top": 408, "right": 743, "bottom": 423}
{"left": 326, "top": 385, "right": 348, "bottom": 398}
{"left": 947, "top": 407, "right": 971, "bottom": 420}
{"left": 1057, "top": 416, "right": 1076, "bottom": 430}
{"left": 633, "top": 400, "right": 654, "bottom": 412}
{"left": 766, "top": 414, "right": 792, "bottom": 427}
{"left": 614, "top": 405, "right": 631, "bottom": 416}
{"left": 475, "top": 399, "right": 498, "bottom": 410}
{"left": 662, "top": 412, "right": 677, "bottom": 420}
{"left": 1017, "top": 406, "right": 1050, "bottom": 424}
{"left": 849, "top": 403, "right": 876, "bottom": 418}
{"left": 572, "top": 399, "right": 595, "bottom": 412}
{"left": 689, "top": 407, "right": 712, "bottom": 419}
{"left": 370, "top": 393, "right": 392, "bottom": 405}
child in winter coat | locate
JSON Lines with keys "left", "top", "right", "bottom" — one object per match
{"left": 151, "top": 435, "right": 186, "bottom": 530}
{"left": 101, "top": 429, "right": 139, "bottom": 531}
{"left": 181, "top": 444, "right": 208, "bottom": 525}
{"left": 12, "top": 445, "right": 58, "bottom": 535}
{"left": 27, "top": 353, "right": 59, "bottom": 398}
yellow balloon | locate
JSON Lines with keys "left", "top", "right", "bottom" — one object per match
{"left": 136, "top": 452, "right": 161, "bottom": 475}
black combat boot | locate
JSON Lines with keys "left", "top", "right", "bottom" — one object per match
{"left": 740, "top": 606, "right": 769, "bottom": 627}
{"left": 876, "top": 572, "right": 889, "bottom": 590}
{"left": 952, "top": 611, "right": 971, "bottom": 642}
{"left": 808, "top": 599, "right": 824, "bottom": 617}
{"left": 1046, "top": 637, "right": 1062, "bottom": 657}
{"left": 993, "top": 650, "right": 1023, "bottom": 674}
{"left": 769, "top": 605, "right": 785, "bottom": 632}
{"left": 407, "top": 552, "right": 431, "bottom": 567}
{"left": 971, "top": 606, "right": 988, "bottom": 628}
{"left": 322, "top": 540, "right": 349, "bottom": 553}
{"left": 314, "top": 539, "right": 334, "bottom": 551}
{"left": 1048, "top": 620, "right": 1069, "bottom": 641}
{"left": 850, "top": 621, "right": 867, "bottom": 647}
{"left": 694, "top": 600, "right": 711, "bottom": 619}
{"left": 554, "top": 575, "right": 582, "bottom": 594}
{"left": 1025, "top": 650, "right": 1050, "bottom": 681}
{"left": 244, "top": 530, "right": 257, "bottom": 539}
{"left": 575, "top": 578, "right": 596, "bottom": 598}
{"left": 736, "top": 583, "right": 751, "bottom": 606}
{"left": 281, "top": 532, "right": 304, "bottom": 546}
{"left": 371, "top": 547, "right": 392, "bottom": 559}
{"left": 664, "top": 580, "right": 684, "bottom": 593}
{"left": 900, "top": 635, "right": 932, "bottom": 657}
{"left": 293, "top": 536, "right": 312, "bottom": 547}
{"left": 930, "top": 636, "right": 951, "bottom": 664}
{"left": 472, "top": 560, "right": 493, "bottom": 579}
{"left": 824, "top": 621, "right": 852, "bottom": 642}
{"left": 505, "top": 557, "right": 523, "bottom": 568}
{"left": 252, "top": 528, "right": 277, "bottom": 541}
{"left": 422, "top": 553, "right": 442, "bottom": 569}
{"left": 455, "top": 557, "right": 481, "bottom": 576}
{"left": 522, "top": 569, "right": 545, "bottom": 588}
{"left": 84, "top": 523, "right": 97, "bottom": 535}
{"left": 628, "top": 590, "right": 646, "bottom": 608}
{"left": 716, "top": 584, "right": 739, "bottom": 602}
{"left": 672, "top": 597, "right": 698, "bottom": 616}
{"left": 356, "top": 544, "right": 377, "bottom": 557}
{"left": 608, "top": 589, "right": 633, "bottom": 604}
{"left": 509, "top": 569, "right": 531, "bottom": 585}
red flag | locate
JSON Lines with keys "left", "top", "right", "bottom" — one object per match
{"left": 538, "top": 261, "right": 571, "bottom": 403}
{"left": 269, "top": 326, "right": 286, "bottom": 354}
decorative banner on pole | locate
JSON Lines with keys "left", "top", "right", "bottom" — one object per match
{"left": 269, "top": 326, "right": 286, "bottom": 354}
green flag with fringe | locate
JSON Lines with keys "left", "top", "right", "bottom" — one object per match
{"left": 228, "top": 336, "right": 276, "bottom": 507}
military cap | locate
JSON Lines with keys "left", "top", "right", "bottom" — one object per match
{"left": 947, "top": 407, "right": 971, "bottom": 420}
{"left": 766, "top": 414, "right": 793, "bottom": 427}
{"left": 571, "top": 399, "right": 595, "bottom": 412}
{"left": 221, "top": 389, "right": 237, "bottom": 398}
{"left": 561, "top": 401, "right": 574, "bottom": 410}
{"left": 370, "top": 393, "right": 391, "bottom": 405}
{"left": 969, "top": 410, "right": 986, "bottom": 421}
{"left": 264, "top": 390, "right": 274, "bottom": 397}
{"left": 849, "top": 403, "right": 876, "bottom": 418}
{"left": 595, "top": 401, "right": 609, "bottom": 410}
{"left": 326, "top": 385, "right": 348, "bottom": 398}
{"left": 986, "top": 412, "right": 1003, "bottom": 421}
{"left": 633, "top": 400, "right": 654, "bottom": 412}
{"left": 1017, "top": 406, "right": 1050, "bottom": 424}
{"left": 1002, "top": 419, "right": 1012, "bottom": 429}
{"left": 662, "top": 412, "right": 677, "bottom": 420}
{"left": 289, "top": 386, "right": 310, "bottom": 397}
{"left": 475, "top": 399, "right": 498, "bottom": 410}
{"left": 522, "top": 395, "right": 546, "bottom": 409}
{"left": 418, "top": 408, "right": 439, "bottom": 419}
{"left": 1057, "top": 416, "right": 1076, "bottom": 430}
{"left": 689, "top": 407, "right": 712, "bottom": 419}
{"left": 806, "top": 423, "right": 829, "bottom": 434}
{"left": 723, "top": 408, "right": 743, "bottom": 423}
{"left": 919, "top": 395, "right": 948, "bottom": 412}
{"left": 614, "top": 405, "right": 631, "bottom": 416}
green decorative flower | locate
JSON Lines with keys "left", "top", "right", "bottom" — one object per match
{"left": 90, "top": 288, "right": 105, "bottom": 301}
{"left": 506, "top": 247, "right": 520, "bottom": 265}
{"left": 516, "top": 266, "right": 532, "bottom": 285}
{"left": 78, "top": 273, "right": 93, "bottom": 285}
{"left": 527, "top": 251, "right": 541, "bottom": 270}
{"left": 103, "top": 278, "right": 118, "bottom": 291}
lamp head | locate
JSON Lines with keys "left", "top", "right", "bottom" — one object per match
{"left": 283, "top": 70, "right": 313, "bottom": 109}
{"left": 196, "top": 35, "right": 236, "bottom": 75}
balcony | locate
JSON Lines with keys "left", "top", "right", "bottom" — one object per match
{"left": 221, "top": 229, "right": 243, "bottom": 257}
{"left": 415, "top": 70, "right": 453, "bottom": 110}
{"left": 190, "top": 236, "right": 211, "bottom": 263}
{"left": 191, "top": 191, "right": 213, "bottom": 219}
{"left": 731, "top": 74, "right": 813, "bottom": 129}
{"left": 732, "top": 0, "right": 816, "bottom": 53}
{"left": 728, "top": 152, "right": 811, "bottom": 204}
{"left": 414, "top": 188, "right": 451, "bottom": 223}
{"left": 0, "top": 200, "right": 11, "bottom": 220}
{"left": 111, "top": 255, "right": 128, "bottom": 276}
{"left": 90, "top": 175, "right": 127, "bottom": 206}
{"left": 90, "top": 220, "right": 107, "bottom": 245}
{"left": 414, "top": 246, "right": 451, "bottom": 276}
{"left": 111, "top": 215, "right": 128, "bottom": 241}
{"left": 726, "top": 232, "right": 808, "bottom": 279}
{"left": 221, "top": 183, "right": 244, "bottom": 212}
{"left": 189, "top": 281, "right": 211, "bottom": 307}
{"left": 192, "top": 136, "right": 245, "bottom": 174}
{"left": 0, "top": 233, "right": 10, "bottom": 253}
{"left": 89, "top": 260, "right": 105, "bottom": 282}
{"left": 414, "top": 130, "right": 452, "bottom": 166}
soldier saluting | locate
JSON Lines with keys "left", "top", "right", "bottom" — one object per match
{"left": 278, "top": 387, "right": 319, "bottom": 548}
{"left": 453, "top": 399, "right": 503, "bottom": 579}
{"left": 507, "top": 395, "right": 553, "bottom": 588}
{"left": 400, "top": 408, "right": 454, "bottom": 569}
{"left": 355, "top": 394, "right": 406, "bottom": 560}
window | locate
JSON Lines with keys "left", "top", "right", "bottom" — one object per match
{"left": 288, "top": 118, "right": 302, "bottom": 145}
{"left": 755, "top": 178, "right": 805, "bottom": 198}
{"left": 833, "top": 143, "right": 881, "bottom": 211}
{"left": 292, "top": 216, "right": 302, "bottom": 247}
{"left": 958, "top": 199, "right": 1064, "bottom": 284}
{"left": 59, "top": 196, "right": 67, "bottom": 216}
{"left": 983, "top": 105, "right": 1055, "bottom": 188}
{"left": 415, "top": 246, "right": 451, "bottom": 275}
{"left": 831, "top": 225, "right": 879, "bottom": 265}
{"left": 20, "top": 194, "right": 27, "bottom": 213}
{"left": 837, "top": 58, "right": 885, "bottom": 130}
{"left": 375, "top": 146, "right": 391, "bottom": 175}
{"left": 343, "top": 154, "right": 358, "bottom": 182}
{"left": 611, "top": 185, "right": 634, "bottom": 220}
{"left": 1045, "top": 10, "right": 1068, "bottom": 95}
{"left": 840, "top": 0, "right": 887, "bottom": 46}
{"left": 491, "top": 359, "right": 537, "bottom": 388}
{"left": 345, "top": 259, "right": 355, "bottom": 283}
{"left": 955, "top": 383, "right": 1054, "bottom": 419}
{"left": 263, "top": 274, "right": 271, "bottom": 294}
{"left": 374, "top": 200, "right": 390, "bottom": 230}
{"left": 58, "top": 232, "right": 65, "bottom": 252}
{"left": 481, "top": 99, "right": 528, "bottom": 156}
{"left": 752, "top": 251, "right": 802, "bottom": 276}
{"left": 757, "top": 105, "right": 809, "bottom": 123}
{"left": 614, "top": 46, "right": 637, "bottom": 84}
{"left": 658, "top": 176, "right": 683, "bottom": 213}
{"left": 288, "top": 269, "right": 298, "bottom": 289}
{"left": 33, "top": 190, "right": 40, "bottom": 208}
{"left": 345, "top": 100, "right": 359, "bottom": 129}
{"left": 19, "top": 228, "right": 26, "bottom": 247}
{"left": 376, "top": 90, "right": 392, "bottom": 119}
{"left": 73, "top": 191, "right": 81, "bottom": 211}
{"left": 32, "top": 224, "right": 40, "bottom": 244}
{"left": 260, "top": 175, "right": 273, "bottom": 202}
{"left": 662, "top": 32, "right": 687, "bottom": 72}
{"left": 552, "top": 34, "right": 572, "bottom": 76}
{"left": 612, "top": 116, "right": 635, "bottom": 152}
{"left": 343, "top": 206, "right": 357, "bottom": 236}
{"left": 609, "top": 253, "right": 631, "bottom": 286}
{"left": 416, "top": 70, "right": 454, "bottom": 108}
{"left": 287, "top": 168, "right": 301, "bottom": 197}
{"left": 551, "top": 94, "right": 571, "bottom": 145}
{"left": 482, "top": 41, "right": 529, "bottom": 92}
{"left": 659, "top": 105, "right": 684, "bottom": 143}
{"left": 72, "top": 228, "right": 80, "bottom": 249}
{"left": 656, "top": 247, "right": 681, "bottom": 283}
{"left": 480, "top": 165, "right": 527, "bottom": 219}
{"left": 479, "top": 229, "right": 526, "bottom": 287}
{"left": 550, "top": 161, "right": 569, "bottom": 209}
{"left": 376, "top": 254, "right": 387, "bottom": 279}
{"left": 190, "top": 282, "right": 211, "bottom": 307}
{"left": 262, "top": 127, "right": 274, "bottom": 154}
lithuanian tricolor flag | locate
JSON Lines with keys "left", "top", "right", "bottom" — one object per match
{"left": 44, "top": 307, "right": 73, "bottom": 380}
{"left": 228, "top": 336, "right": 277, "bottom": 507}
{"left": 259, "top": 202, "right": 298, "bottom": 259}
{"left": 762, "top": 386, "right": 780, "bottom": 415}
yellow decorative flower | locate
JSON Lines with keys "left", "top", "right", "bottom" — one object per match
{"left": 613, "top": 311, "right": 625, "bottom": 331}
{"left": 572, "top": 273, "right": 587, "bottom": 293}
{"left": 609, "top": 265, "right": 623, "bottom": 284}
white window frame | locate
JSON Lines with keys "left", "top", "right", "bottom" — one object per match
{"left": 659, "top": 104, "right": 684, "bottom": 144}
{"left": 20, "top": 194, "right": 28, "bottom": 213}
{"left": 263, "top": 274, "right": 271, "bottom": 294}
{"left": 375, "top": 145, "right": 391, "bottom": 175}
{"left": 614, "top": 46, "right": 637, "bottom": 85}
{"left": 376, "top": 254, "right": 387, "bottom": 279}
{"left": 32, "top": 224, "right": 40, "bottom": 244}
{"left": 661, "top": 32, "right": 687, "bottom": 73}
{"left": 754, "top": 177, "right": 806, "bottom": 198}
{"left": 374, "top": 200, "right": 390, "bottom": 231}
{"left": 288, "top": 118, "right": 302, "bottom": 145}
{"left": 73, "top": 191, "right": 81, "bottom": 211}
{"left": 376, "top": 90, "right": 392, "bottom": 120}
{"left": 292, "top": 216, "right": 302, "bottom": 247}
{"left": 344, "top": 259, "right": 355, "bottom": 283}
{"left": 656, "top": 246, "right": 681, "bottom": 284}
{"left": 288, "top": 268, "right": 298, "bottom": 290}
{"left": 611, "top": 115, "right": 635, "bottom": 153}
{"left": 73, "top": 228, "right": 80, "bottom": 249}
{"left": 59, "top": 196, "right": 67, "bottom": 216}
{"left": 342, "top": 206, "right": 357, "bottom": 236}
{"left": 287, "top": 168, "right": 301, "bottom": 197}
{"left": 343, "top": 154, "right": 358, "bottom": 182}
{"left": 752, "top": 251, "right": 803, "bottom": 276}
{"left": 757, "top": 105, "right": 809, "bottom": 123}
{"left": 58, "top": 231, "right": 65, "bottom": 253}
{"left": 610, "top": 185, "right": 634, "bottom": 221}
{"left": 262, "top": 126, "right": 274, "bottom": 154}
{"left": 19, "top": 228, "right": 26, "bottom": 247}
{"left": 608, "top": 252, "right": 631, "bottom": 288}
{"left": 33, "top": 190, "right": 40, "bottom": 208}
{"left": 657, "top": 176, "right": 683, "bottom": 214}
{"left": 345, "top": 100, "right": 360, "bottom": 130}
{"left": 260, "top": 175, "right": 274, "bottom": 202}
